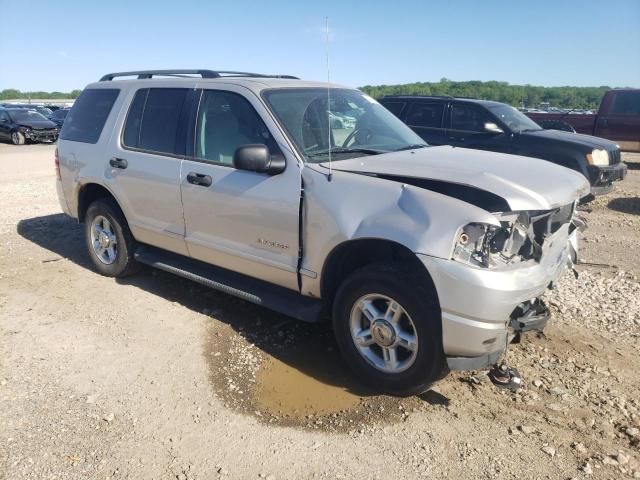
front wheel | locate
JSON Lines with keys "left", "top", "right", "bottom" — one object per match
{"left": 11, "top": 131, "right": 25, "bottom": 145}
{"left": 332, "top": 263, "right": 446, "bottom": 396}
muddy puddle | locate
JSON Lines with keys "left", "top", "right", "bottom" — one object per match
{"left": 203, "top": 308, "right": 433, "bottom": 430}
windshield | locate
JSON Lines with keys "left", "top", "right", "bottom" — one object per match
{"left": 488, "top": 104, "right": 542, "bottom": 133}
{"left": 8, "top": 110, "right": 48, "bottom": 123}
{"left": 263, "top": 88, "right": 427, "bottom": 162}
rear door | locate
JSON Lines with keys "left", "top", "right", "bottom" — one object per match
{"left": 180, "top": 86, "right": 301, "bottom": 291}
{"left": 104, "top": 86, "right": 191, "bottom": 256}
{"left": 404, "top": 101, "right": 448, "bottom": 145}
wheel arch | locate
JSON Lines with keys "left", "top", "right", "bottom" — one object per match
{"left": 77, "top": 183, "right": 126, "bottom": 224}
{"left": 320, "top": 238, "right": 440, "bottom": 308}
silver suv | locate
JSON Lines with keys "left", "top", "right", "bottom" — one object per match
{"left": 56, "top": 69, "right": 589, "bottom": 396}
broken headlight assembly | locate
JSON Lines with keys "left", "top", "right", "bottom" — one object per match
{"left": 452, "top": 213, "right": 538, "bottom": 268}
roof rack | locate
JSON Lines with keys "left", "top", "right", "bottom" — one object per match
{"left": 99, "top": 70, "right": 299, "bottom": 81}
{"left": 382, "top": 94, "right": 454, "bottom": 99}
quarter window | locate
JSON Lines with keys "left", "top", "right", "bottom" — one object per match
{"left": 450, "top": 105, "right": 493, "bottom": 133}
{"left": 195, "top": 90, "right": 275, "bottom": 166}
{"left": 59, "top": 89, "right": 119, "bottom": 143}
{"left": 406, "top": 103, "right": 444, "bottom": 128}
{"left": 122, "top": 88, "right": 189, "bottom": 155}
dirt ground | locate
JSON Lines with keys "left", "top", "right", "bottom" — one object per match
{"left": 1, "top": 143, "right": 639, "bottom": 480}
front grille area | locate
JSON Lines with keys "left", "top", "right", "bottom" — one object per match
{"left": 610, "top": 148, "right": 621, "bottom": 164}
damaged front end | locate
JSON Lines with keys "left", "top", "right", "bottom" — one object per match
{"left": 452, "top": 202, "right": 576, "bottom": 269}
{"left": 443, "top": 202, "right": 582, "bottom": 372}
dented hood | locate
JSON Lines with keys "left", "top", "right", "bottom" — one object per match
{"left": 321, "top": 146, "right": 590, "bottom": 211}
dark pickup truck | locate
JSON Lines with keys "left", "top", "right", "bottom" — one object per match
{"left": 526, "top": 89, "right": 640, "bottom": 153}
{"left": 380, "top": 95, "right": 627, "bottom": 198}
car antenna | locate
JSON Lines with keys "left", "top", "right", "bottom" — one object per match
{"left": 326, "top": 16, "right": 333, "bottom": 182}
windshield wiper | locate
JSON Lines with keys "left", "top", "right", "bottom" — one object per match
{"left": 393, "top": 143, "right": 428, "bottom": 152}
{"left": 307, "top": 147, "right": 385, "bottom": 158}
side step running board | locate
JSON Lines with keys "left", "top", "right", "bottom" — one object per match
{"left": 134, "top": 245, "right": 323, "bottom": 323}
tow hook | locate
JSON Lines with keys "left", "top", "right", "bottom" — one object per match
{"left": 488, "top": 299, "right": 550, "bottom": 391}
{"left": 488, "top": 363, "right": 522, "bottom": 391}
{"left": 510, "top": 299, "right": 550, "bottom": 335}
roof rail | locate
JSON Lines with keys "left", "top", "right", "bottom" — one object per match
{"left": 382, "top": 94, "right": 454, "bottom": 99}
{"left": 99, "top": 70, "right": 299, "bottom": 81}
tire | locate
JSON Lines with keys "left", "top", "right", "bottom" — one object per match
{"left": 332, "top": 263, "right": 446, "bottom": 396}
{"left": 11, "top": 131, "right": 25, "bottom": 145}
{"left": 538, "top": 120, "right": 576, "bottom": 133}
{"left": 84, "top": 198, "right": 139, "bottom": 277}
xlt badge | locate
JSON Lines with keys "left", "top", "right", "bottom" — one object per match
{"left": 257, "top": 238, "right": 289, "bottom": 250}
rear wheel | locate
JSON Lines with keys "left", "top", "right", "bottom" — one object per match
{"left": 332, "top": 263, "right": 446, "bottom": 396}
{"left": 85, "top": 198, "right": 139, "bottom": 277}
{"left": 11, "top": 131, "right": 25, "bottom": 145}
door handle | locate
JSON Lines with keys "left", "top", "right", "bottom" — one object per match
{"left": 109, "top": 157, "right": 128, "bottom": 169}
{"left": 186, "top": 172, "right": 212, "bottom": 187}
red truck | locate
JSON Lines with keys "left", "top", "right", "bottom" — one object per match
{"left": 526, "top": 89, "right": 640, "bottom": 152}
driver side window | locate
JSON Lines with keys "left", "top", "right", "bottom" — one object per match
{"left": 0, "top": 111, "right": 9, "bottom": 123}
{"left": 450, "top": 105, "right": 492, "bottom": 133}
{"left": 196, "top": 90, "right": 274, "bottom": 166}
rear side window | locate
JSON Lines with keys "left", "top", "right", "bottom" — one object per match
{"left": 59, "top": 89, "right": 119, "bottom": 143}
{"left": 122, "top": 88, "right": 189, "bottom": 155}
{"left": 610, "top": 91, "right": 640, "bottom": 115}
{"left": 382, "top": 101, "right": 406, "bottom": 118}
{"left": 406, "top": 103, "right": 444, "bottom": 128}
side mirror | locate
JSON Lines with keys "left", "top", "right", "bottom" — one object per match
{"left": 484, "top": 122, "right": 504, "bottom": 134}
{"left": 233, "top": 144, "right": 285, "bottom": 175}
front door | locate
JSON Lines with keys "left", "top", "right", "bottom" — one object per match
{"left": 180, "top": 87, "right": 301, "bottom": 291}
{"left": 446, "top": 103, "right": 509, "bottom": 153}
{"left": 404, "top": 101, "right": 448, "bottom": 145}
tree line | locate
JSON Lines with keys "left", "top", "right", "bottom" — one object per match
{"left": 0, "top": 89, "right": 82, "bottom": 100}
{"left": 360, "top": 79, "right": 612, "bottom": 109}
{"left": 2, "top": 80, "right": 615, "bottom": 109}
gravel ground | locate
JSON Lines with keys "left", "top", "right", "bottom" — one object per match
{"left": 0, "top": 144, "right": 639, "bottom": 479}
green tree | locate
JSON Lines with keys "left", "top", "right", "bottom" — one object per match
{"left": 360, "top": 80, "right": 610, "bottom": 110}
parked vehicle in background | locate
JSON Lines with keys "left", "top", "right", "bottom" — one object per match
{"left": 525, "top": 89, "right": 640, "bottom": 153}
{"left": 56, "top": 69, "right": 588, "bottom": 396}
{"left": 0, "top": 107, "right": 59, "bottom": 145}
{"left": 380, "top": 96, "right": 626, "bottom": 197}
{"left": 50, "top": 108, "right": 70, "bottom": 128}
{"left": 0, "top": 103, "right": 53, "bottom": 119}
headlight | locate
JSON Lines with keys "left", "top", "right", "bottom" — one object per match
{"left": 18, "top": 126, "right": 32, "bottom": 133}
{"left": 586, "top": 149, "right": 609, "bottom": 166}
{"left": 452, "top": 214, "right": 531, "bottom": 268}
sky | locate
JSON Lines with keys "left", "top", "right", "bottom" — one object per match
{"left": 1, "top": 0, "right": 639, "bottom": 92}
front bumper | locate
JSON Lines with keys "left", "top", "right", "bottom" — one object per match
{"left": 418, "top": 224, "right": 572, "bottom": 370}
{"left": 23, "top": 129, "right": 59, "bottom": 142}
{"left": 589, "top": 162, "right": 628, "bottom": 195}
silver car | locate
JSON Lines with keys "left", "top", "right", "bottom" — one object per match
{"left": 55, "top": 70, "right": 589, "bottom": 396}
